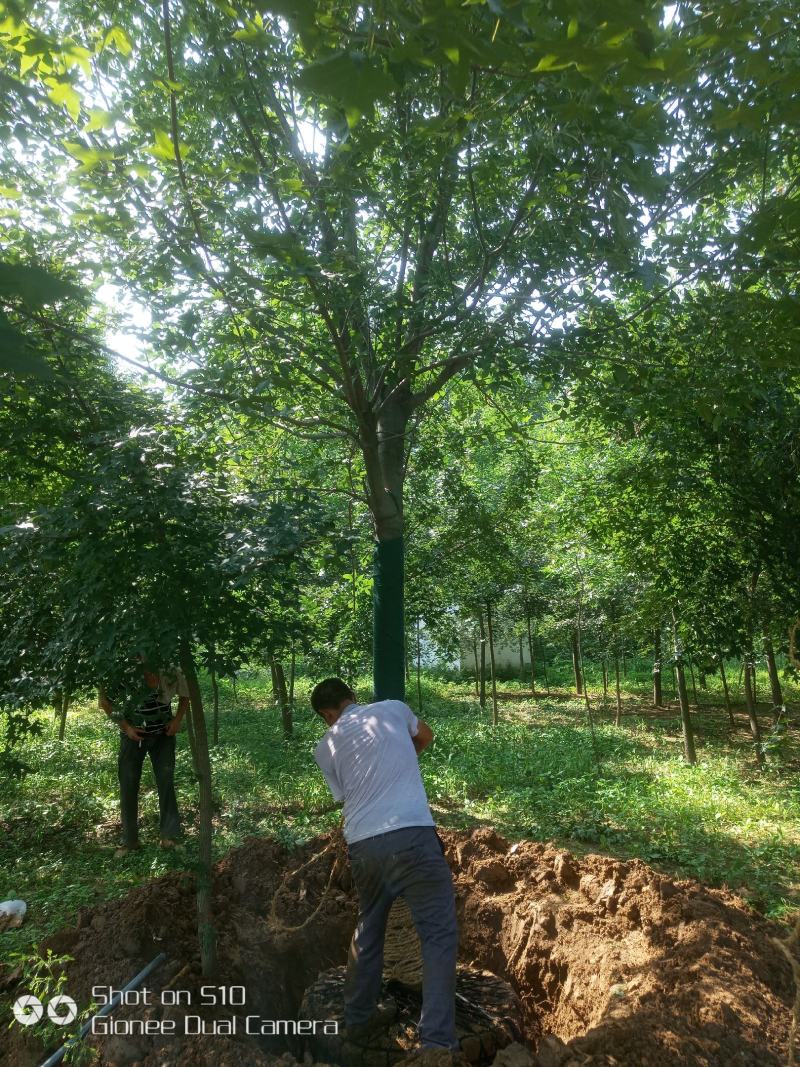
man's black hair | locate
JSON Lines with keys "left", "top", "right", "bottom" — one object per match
{"left": 311, "top": 677, "right": 356, "bottom": 715}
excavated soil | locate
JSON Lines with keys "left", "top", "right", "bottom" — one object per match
{"left": 0, "top": 827, "right": 795, "bottom": 1067}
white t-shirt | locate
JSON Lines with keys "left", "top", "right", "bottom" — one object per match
{"left": 314, "top": 700, "right": 435, "bottom": 844}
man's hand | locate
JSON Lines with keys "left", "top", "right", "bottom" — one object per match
{"left": 164, "top": 717, "right": 182, "bottom": 737}
{"left": 121, "top": 720, "right": 145, "bottom": 741}
{"left": 412, "top": 719, "right": 434, "bottom": 755}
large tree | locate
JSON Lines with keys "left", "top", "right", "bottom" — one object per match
{"left": 2, "top": 0, "right": 796, "bottom": 696}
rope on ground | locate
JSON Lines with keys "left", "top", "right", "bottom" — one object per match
{"left": 266, "top": 827, "right": 347, "bottom": 936}
{"left": 771, "top": 910, "right": 800, "bottom": 1065}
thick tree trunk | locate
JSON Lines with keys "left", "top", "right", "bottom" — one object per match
{"left": 614, "top": 654, "right": 622, "bottom": 726}
{"left": 179, "top": 641, "right": 217, "bottom": 977}
{"left": 361, "top": 396, "right": 410, "bottom": 701}
{"left": 718, "top": 655, "right": 735, "bottom": 727}
{"left": 571, "top": 629, "right": 583, "bottom": 695}
{"left": 672, "top": 620, "right": 697, "bottom": 765}
{"left": 210, "top": 668, "right": 219, "bottom": 746}
{"left": 271, "top": 657, "right": 292, "bottom": 739}
{"left": 763, "top": 635, "right": 783, "bottom": 714}
{"left": 373, "top": 537, "right": 405, "bottom": 700}
{"left": 486, "top": 600, "right": 499, "bottom": 726}
{"left": 743, "top": 657, "right": 764, "bottom": 768}
{"left": 478, "top": 609, "right": 487, "bottom": 708}
{"left": 526, "top": 612, "right": 536, "bottom": 696}
{"left": 653, "top": 628, "right": 663, "bottom": 707}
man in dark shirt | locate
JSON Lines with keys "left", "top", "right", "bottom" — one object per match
{"left": 99, "top": 665, "right": 189, "bottom": 857}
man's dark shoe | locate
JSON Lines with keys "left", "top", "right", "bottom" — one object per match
{"left": 344, "top": 1001, "right": 398, "bottom": 1043}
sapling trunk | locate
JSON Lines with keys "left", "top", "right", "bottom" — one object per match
{"left": 58, "top": 692, "right": 70, "bottom": 742}
{"left": 416, "top": 616, "right": 423, "bottom": 714}
{"left": 289, "top": 640, "right": 296, "bottom": 706}
{"left": 614, "top": 654, "right": 622, "bottom": 727}
{"left": 478, "top": 610, "right": 487, "bottom": 708}
{"left": 179, "top": 641, "right": 217, "bottom": 977}
{"left": 571, "top": 629, "right": 583, "bottom": 695}
{"left": 672, "top": 619, "right": 697, "bottom": 765}
{"left": 743, "top": 658, "right": 764, "bottom": 768}
{"left": 718, "top": 655, "right": 734, "bottom": 727}
{"left": 472, "top": 634, "right": 480, "bottom": 698}
{"left": 518, "top": 634, "right": 524, "bottom": 680}
{"left": 271, "top": 657, "right": 292, "bottom": 739}
{"left": 210, "top": 668, "right": 219, "bottom": 746}
{"left": 540, "top": 638, "right": 551, "bottom": 695}
{"left": 185, "top": 699, "right": 199, "bottom": 770}
{"left": 653, "top": 628, "right": 663, "bottom": 707}
{"left": 763, "top": 635, "right": 783, "bottom": 716}
{"left": 526, "top": 612, "right": 536, "bottom": 696}
{"left": 688, "top": 660, "right": 699, "bottom": 706}
{"left": 486, "top": 600, "right": 499, "bottom": 726}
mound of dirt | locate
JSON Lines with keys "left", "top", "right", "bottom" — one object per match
{"left": 0, "top": 828, "right": 794, "bottom": 1067}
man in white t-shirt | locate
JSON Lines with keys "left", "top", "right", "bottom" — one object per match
{"left": 311, "top": 677, "right": 457, "bottom": 1051}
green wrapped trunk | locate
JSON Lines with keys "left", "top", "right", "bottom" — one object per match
{"left": 373, "top": 536, "right": 405, "bottom": 700}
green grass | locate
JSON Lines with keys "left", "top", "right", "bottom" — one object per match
{"left": 1, "top": 669, "right": 799, "bottom": 967}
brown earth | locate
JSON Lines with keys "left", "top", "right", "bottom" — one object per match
{"left": 0, "top": 827, "right": 794, "bottom": 1067}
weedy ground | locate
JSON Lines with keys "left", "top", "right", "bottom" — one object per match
{"left": 1, "top": 664, "right": 799, "bottom": 966}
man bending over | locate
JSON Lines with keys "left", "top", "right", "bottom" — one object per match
{"left": 311, "top": 677, "right": 458, "bottom": 1051}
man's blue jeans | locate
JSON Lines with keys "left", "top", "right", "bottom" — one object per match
{"left": 345, "top": 825, "right": 458, "bottom": 1049}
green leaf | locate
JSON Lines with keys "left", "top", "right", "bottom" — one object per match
{"left": 62, "top": 141, "right": 116, "bottom": 171}
{"left": 0, "top": 262, "right": 83, "bottom": 307}
{"left": 19, "top": 52, "right": 38, "bottom": 76}
{"left": 0, "top": 185, "right": 21, "bottom": 199}
{"left": 534, "top": 53, "right": 571, "bottom": 72}
{"left": 567, "top": 18, "right": 579, "bottom": 39}
{"left": 84, "top": 108, "right": 115, "bottom": 133}
{"left": 145, "top": 128, "right": 180, "bottom": 161}
{"left": 102, "top": 26, "right": 133, "bottom": 56}
{"left": 297, "top": 53, "right": 397, "bottom": 119}
{"left": 47, "top": 80, "right": 81, "bottom": 122}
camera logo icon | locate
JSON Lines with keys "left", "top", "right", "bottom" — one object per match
{"left": 12, "top": 995, "right": 43, "bottom": 1027}
{"left": 48, "top": 995, "right": 78, "bottom": 1025}
{"left": 12, "top": 994, "right": 77, "bottom": 1027}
